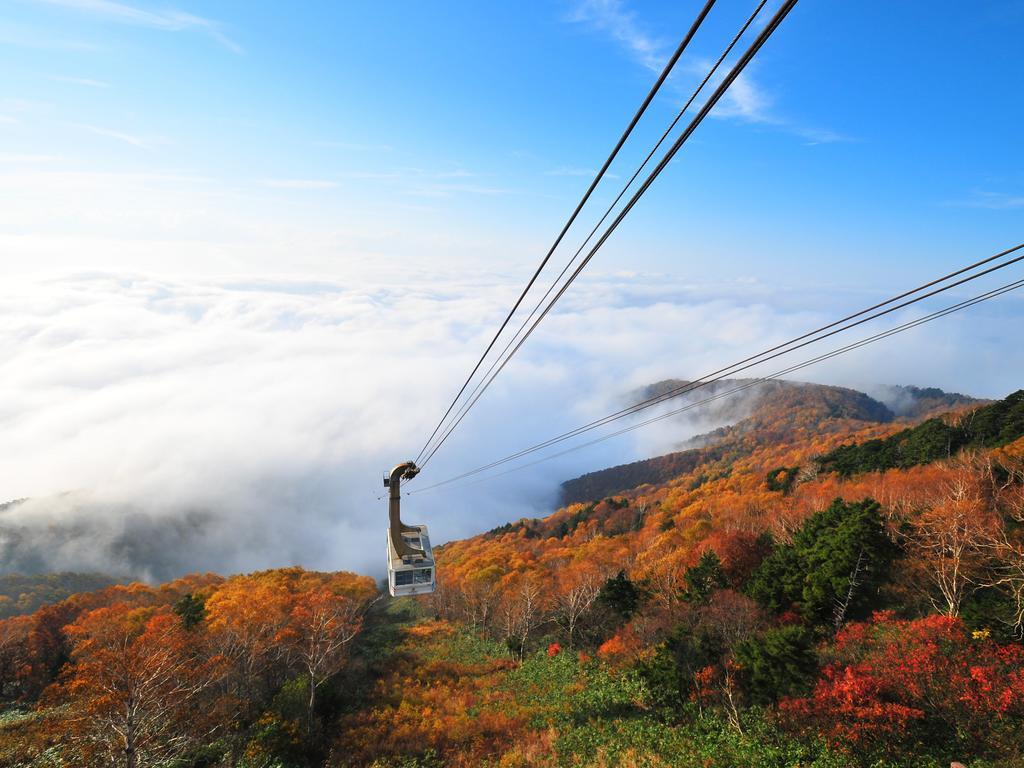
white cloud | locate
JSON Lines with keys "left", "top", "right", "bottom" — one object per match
{"left": 695, "top": 61, "right": 850, "bottom": 144}
{"left": 568, "top": 0, "right": 666, "bottom": 73}
{"left": 259, "top": 178, "right": 340, "bottom": 190}
{"left": 406, "top": 181, "right": 511, "bottom": 198}
{"left": 35, "top": 0, "right": 242, "bottom": 53}
{"left": 0, "top": 270, "right": 1019, "bottom": 581}
{"left": 435, "top": 169, "right": 476, "bottom": 179}
{"left": 569, "top": 1, "right": 849, "bottom": 145}
{"left": 0, "top": 98, "right": 54, "bottom": 119}
{"left": 713, "top": 70, "right": 774, "bottom": 122}
{"left": 0, "top": 19, "right": 103, "bottom": 51}
{"left": 81, "top": 124, "right": 161, "bottom": 148}
{"left": 51, "top": 75, "right": 110, "bottom": 88}
{"left": 0, "top": 153, "right": 61, "bottom": 164}
{"left": 313, "top": 140, "right": 394, "bottom": 152}
{"left": 945, "top": 189, "right": 1024, "bottom": 210}
{"left": 260, "top": 170, "right": 500, "bottom": 196}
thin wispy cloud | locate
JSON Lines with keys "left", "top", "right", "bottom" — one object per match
{"left": 260, "top": 178, "right": 340, "bottom": 190}
{"left": 1, "top": 98, "right": 54, "bottom": 114}
{"left": 313, "top": 140, "right": 394, "bottom": 153}
{"left": 943, "top": 189, "right": 1024, "bottom": 210}
{"left": 570, "top": 2, "right": 849, "bottom": 145}
{"left": 51, "top": 74, "right": 110, "bottom": 88}
{"left": 792, "top": 126, "right": 849, "bottom": 146}
{"left": 0, "top": 20, "right": 103, "bottom": 51}
{"left": 82, "top": 124, "right": 158, "bottom": 148}
{"left": 407, "top": 182, "right": 511, "bottom": 199}
{"left": 257, "top": 168, "right": 504, "bottom": 198}
{"left": 0, "top": 152, "right": 61, "bottom": 164}
{"left": 435, "top": 169, "right": 476, "bottom": 179}
{"left": 36, "top": 0, "right": 242, "bottom": 54}
{"left": 568, "top": 0, "right": 666, "bottom": 73}
{"left": 684, "top": 56, "right": 850, "bottom": 145}
{"left": 713, "top": 70, "right": 773, "bottom": 122}
{"left": 338, "top": 171, "right": 402, "bottom": 181}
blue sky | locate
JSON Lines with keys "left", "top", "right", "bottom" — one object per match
{"left": 1, "top": 1, "right": 1023, "bottom": 577}
{"left": 2, "top": 0, "right": 1021, "bottom": 283}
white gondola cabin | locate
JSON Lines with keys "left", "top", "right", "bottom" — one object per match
{"left": 386, "top": 524, "right": 436, "bottom": 597}
{"left": 384, "top": 460, "right": 437, "bottom": 597}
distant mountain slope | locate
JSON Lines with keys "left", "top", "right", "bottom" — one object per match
{"left": 0, "top": 572, "right": 125, "bottom": 619}
{"left": 437, "top": 387, "right": 1023, "bottom": 636}
{"left": 559, "top": 446, "right": 724, "bottom": 510}
{"left": 819, "top": 389, "right": 1024, "bottom": 477}
{"left": 561, "top": 379, "right": 899, "bottom": 505}
{"left": 871, "top": 384, "right": 982, "bottom": 419}
{"left": 639, "top": 378, "right": 894, "bottom": 432}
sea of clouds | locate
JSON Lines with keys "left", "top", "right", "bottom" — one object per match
{"left": 1, "top": 269, "right": 1019, "bottom": 581}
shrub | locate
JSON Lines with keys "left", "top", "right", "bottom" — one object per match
{"left": 781, "top": 612, "right": 1024, "bottom": 758}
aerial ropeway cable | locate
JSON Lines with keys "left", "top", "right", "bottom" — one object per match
{"left": 417, "top": 0, "right": 802, "bottom": 471}
{"left": 382, "top": 1, "right": 1017, "bottom": 593}
{"left": 408, "top": 244, "right": 1024, "bottom": 493}
{"left": 412, "top": 273, "right": 1024, "bottom": 494}
{"left": 415, "top": 0, "right": 770, "bottom": 471}
{"left": 385, "top": 0, "right": 763, "bottom": 594}
{"left": 428, "top": 243, "right": 1024, "bottom": 479}
{"left": 412, "top": 0, "right": 719, "bottom": 468}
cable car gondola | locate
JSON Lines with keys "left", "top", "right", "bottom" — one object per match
{"left": 384, "top": 461, "right": 436, "bottom": 597}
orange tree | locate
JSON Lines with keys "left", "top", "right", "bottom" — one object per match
{"left": 281, "top": 585, "right": 372, "bottom": 728}
{"left": 49, "top": 603, "right": 229, "bottom": 768}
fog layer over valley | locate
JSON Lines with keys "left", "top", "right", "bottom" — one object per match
{"left": 1, "top": 271, "right": 1020, "bottom": 581}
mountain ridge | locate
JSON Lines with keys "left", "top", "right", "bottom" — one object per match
{"left": 560, "top": 379, "right": 980, "bottom": 506}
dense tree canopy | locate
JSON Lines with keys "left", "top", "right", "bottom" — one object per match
{"left": 819, "top": 390, "right": 1024, "bottom": 477}
{"left": 3, "top": 388, "right": 1024, "bottom": 766}
{"left": 746, "top": 498, "right": 898, "bottom": 626}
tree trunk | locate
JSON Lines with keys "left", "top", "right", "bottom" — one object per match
{"left": 308, "top": 671, "right": 317, "bottom": 730}
{"left": 833, "top": 547, "right": 865, "bottom": 632}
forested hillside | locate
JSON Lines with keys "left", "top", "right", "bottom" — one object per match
{"left": 3, "top": 385, "right": 1024, "bottom": 767}
{"left": 0, "top": 573, "right": 124, "bottom": 620}
{"left": 819, "top": 390, "right": 1024, "bottom": 476}
{"left": 429, "top": 386, "right": 1024, "bottom": 766}
{"left": 1, "top": 569, "right": 377, "bottom": 767}
{"left": 561, "top": 380, "right": 974, "bottom": 505}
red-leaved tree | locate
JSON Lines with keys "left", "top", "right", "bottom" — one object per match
{"left": 781, "top": 612, "right": 1024, "bottom": 755}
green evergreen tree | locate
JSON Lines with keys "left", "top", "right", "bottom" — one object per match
{"left": 734, "top": 625, "right": 817, "bottom": 704}
{"left": 747, "top": 498, "right": 897, "bottom": 626}
{"left": 682, "top": 551, "right": 727, "bottom": 604}
{"left": 173, "top": 593, "right": 207, "bottom": 630}
{"left": 640, "top": 624, "right": 722, "bottom": 711}
{"left": 597, "top": 570, "right": 646, "bottom": 621}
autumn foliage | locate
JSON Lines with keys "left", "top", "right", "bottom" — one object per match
{"left": 0, "top": 568, "right": 376, "bottom": 767}
{"left": 2, "top": 385, "right": 1024, "bottom": 766}
{"left": 52, "top": 604, "right": 230, "bottom": 767}
{"left": 782, "top": 612, "right": 1024, "bottom": 755}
